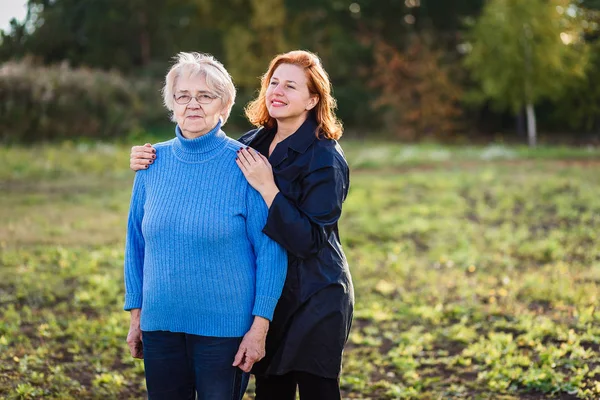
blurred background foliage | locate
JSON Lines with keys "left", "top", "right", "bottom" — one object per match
{"left": 0, "top": 0, "right": 599, "bottom": 144}
{"left": 2, "top": 3, "right": 600, "bottom": 398}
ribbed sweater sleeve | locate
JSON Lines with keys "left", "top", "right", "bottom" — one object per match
{"left": 245, "top": 186, "right": 287, "bottom": 321}
{"left": 123, "top": 171, "right": 146, "bottom": 310}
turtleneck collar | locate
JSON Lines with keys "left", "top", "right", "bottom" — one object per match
{"left": 172, "top": 120, "right": 227, "bottom": 162}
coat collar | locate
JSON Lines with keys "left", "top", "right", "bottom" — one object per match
{"left": 238, "top": 128, "right": 262, "bottom": 146}
{"left": 287, "top": 116, "right": 318, "bottom": 154}
{"left": 269, "top": 116, "right": 319, "bottom": 167}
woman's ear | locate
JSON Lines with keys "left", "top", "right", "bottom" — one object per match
{"left": 219, "top": 105, "right": 229, "bottom": 123}
{"left": 306, "top": 96, "right": 319, "bottom": 111}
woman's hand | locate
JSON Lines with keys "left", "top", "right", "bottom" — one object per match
{"left": 130, "top": 143, "right": 156, "bottom": 171}
{"left": 232, "top": 316, "right": 269, "bottom": 372}
{"left": 236, "top": 148, "right": 279, "bottom": 207}
{"left": 126, "top": 309, "right": 143, "bottom": 359}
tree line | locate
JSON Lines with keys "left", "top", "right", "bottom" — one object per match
{"left": 1, "top": 0, "right": 599, "bottom": 144}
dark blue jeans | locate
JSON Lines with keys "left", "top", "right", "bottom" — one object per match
{"left": 142, "top": 330, "right": 249, "bottom": 400}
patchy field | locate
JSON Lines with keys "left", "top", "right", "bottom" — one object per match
{"left": 0, "top": 143, "right": 599, "bottom": 399}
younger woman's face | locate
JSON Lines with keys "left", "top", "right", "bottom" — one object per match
{"left": 265, "top": 63, "right": 318, "bottom": 122}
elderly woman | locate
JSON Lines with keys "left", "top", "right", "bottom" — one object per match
{"left": 123, "top": 52, "right": 287, "bottom": 400}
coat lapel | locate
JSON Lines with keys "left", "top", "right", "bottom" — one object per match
{"left": 269, "top": 117, "right": 318, "bottom": 168}
{"left": 269, "top": 140, "right": 289, "bottom": 168}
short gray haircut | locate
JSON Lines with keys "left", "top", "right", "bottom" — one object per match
{"left": 162, "top": 52, "right": 236, "bottom": 124}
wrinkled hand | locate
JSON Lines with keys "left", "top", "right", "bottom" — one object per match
{"left": 126, "top": 310, "right": 143, "bottom": 359}
{"left": 130, "top": 143, "right": 156, "bottom": 171}
{"left": 235, "top": 148, "right": 276, "bottom": 194}
{"left": 232, "top": 318, "right": 269, "bottom": 373}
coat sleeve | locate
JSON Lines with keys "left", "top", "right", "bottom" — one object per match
{"left": 263, "top": 164, "right": 348, "bottom": 259}
{"left": 123, "top": 172, "right": 146, "bottom": 311}
{"left": 245, "top": 184, "right": 288, "bottom": 321}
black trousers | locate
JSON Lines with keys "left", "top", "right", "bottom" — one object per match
{"left": 254, "top": 371, "right": 341, "bottom": 400}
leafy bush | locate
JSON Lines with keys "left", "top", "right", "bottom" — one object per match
{"left": 0, "top": 61, "right": 144, "bottom": 143}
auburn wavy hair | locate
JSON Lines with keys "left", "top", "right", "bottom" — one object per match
{"left": 245, "top": 50, "right": 343, "bottom": 140}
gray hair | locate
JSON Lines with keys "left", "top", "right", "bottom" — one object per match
{"left": 162, "top": 52, "right": 236, "bottom": 124}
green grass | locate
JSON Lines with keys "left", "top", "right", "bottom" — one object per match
{"left": 340, "top": 141, "right": 600, "bottom": 169}
{"left": 1, "top": 142, "right": 599, "bottom": 399}
{"left": 1, "top": 140, "right": 598, "bottom": 182}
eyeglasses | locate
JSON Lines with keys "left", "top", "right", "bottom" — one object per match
{"left": 173, "top": 93, "right": 220, "bottom": 105}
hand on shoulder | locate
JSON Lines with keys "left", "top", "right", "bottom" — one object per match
{"left": 130, "top": 143, "right": 156, "bottom": 171}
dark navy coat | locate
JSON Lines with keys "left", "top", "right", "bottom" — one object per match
{"left": 238, "top": 117, "right": 354, "bottom": 379}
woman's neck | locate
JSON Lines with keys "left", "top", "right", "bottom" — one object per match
{"left": 275, "top": 114, "right": 308, "bottom": 140}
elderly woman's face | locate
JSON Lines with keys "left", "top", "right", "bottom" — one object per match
{"left": 173, "top": 73, "right": 224, "bottom": 139}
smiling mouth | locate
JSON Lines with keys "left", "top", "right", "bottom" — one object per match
{"left": 271, "top": 100, "right": 287, "bottom": 106}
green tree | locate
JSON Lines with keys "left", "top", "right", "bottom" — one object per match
{"left": 0, "top": 0, "right": 202, "bottom": 72}
{"left": 464, "top": 0, "right": 588, "bottom": 146}
{"left": 552, "top": 3, "right": 600, "bottom": 133}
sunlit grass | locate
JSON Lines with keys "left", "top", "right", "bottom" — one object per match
{"left": 341, "top": 141, "right": 600, "bottom": 169}
{"left": 1, "top": 140, "right": 599, "bottom": 182}
{"left": 1, "top": 142, "right": 599, "bottom": 399}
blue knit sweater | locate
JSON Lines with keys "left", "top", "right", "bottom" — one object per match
{"left": 123, "top": 122, "right": 287, "bottom": 337}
